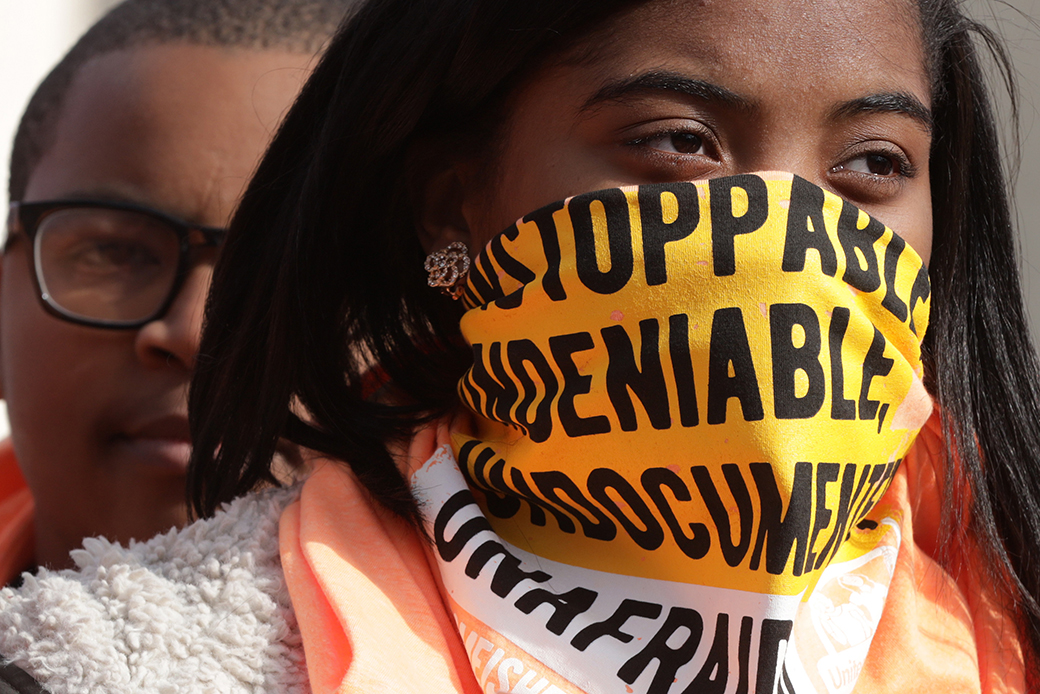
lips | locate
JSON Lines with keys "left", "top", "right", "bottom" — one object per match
{"left": 112, "top": 414, "right": 192, "bottom": 473}
{"left": 123, "top": 414, "right": 191, "bottom": 442}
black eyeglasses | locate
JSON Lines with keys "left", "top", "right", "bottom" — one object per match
{"left": 6, "top": 199, "right": 227, "bottom": 329}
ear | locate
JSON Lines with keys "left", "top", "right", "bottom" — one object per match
{"left": 414, "top": 163, "right": 474, "bottom": 254}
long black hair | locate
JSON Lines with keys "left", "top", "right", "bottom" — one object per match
{"left": 920, "top": 0, "right": 1040, "bottom": 671}
{"left": 187, "top": 0, "right": 636, "bottom": 523}
{"left": 187, "top": 0, "right": 1040, "bottom": 672}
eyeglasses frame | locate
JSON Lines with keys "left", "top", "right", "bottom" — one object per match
{"left": 6, "top": 199, "right": 227, "bottom": 330}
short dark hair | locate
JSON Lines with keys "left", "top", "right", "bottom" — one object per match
{"left": 8, "top": 0, "right": 355, "bottom": 201}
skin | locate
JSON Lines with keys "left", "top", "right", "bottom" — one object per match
{"left": 431, "top": 0, "right": 934, "bottom": 266}
{"left": 0, "top": 44, "right": 313, "bottom": 570}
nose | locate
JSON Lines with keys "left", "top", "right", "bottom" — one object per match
{"left": 744, "top": 148, "right": 820, "bottom": 187}
{"left": 133, "top": 262, "right": 213, "bottom": 371}
{"left": 735, "top": 122, "right": 825, "bottom": 190}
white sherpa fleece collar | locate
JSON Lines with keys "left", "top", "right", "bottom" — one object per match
{"left": 0, "top": 485, "right": 309, "bottom": 694}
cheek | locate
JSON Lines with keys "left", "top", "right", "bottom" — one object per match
{"left": 470, "top": 146, "right": 631, "bottom": 249}
{"left": 465, "top": 98, "right": 636, "bottom": 248}
{"left": 907, "top": 212, "right": 933, "bottom": 267}
{"left": 894, "top": 185, "right": 933, "bottom": 267}
{"left": 859, "top": 177, "right": 933, "bottom": 267}
{"left": 0, "top": 259, "right": 105, "bottom": 451}
{"left": 465, "top": 145, "right": 571, "bottom": 248}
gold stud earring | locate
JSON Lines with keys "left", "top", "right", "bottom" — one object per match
{"left": 424, "top": 241, "right": 470, "bottom": 300}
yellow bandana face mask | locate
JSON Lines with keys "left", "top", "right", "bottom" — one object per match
{"left": 408, "top": 172, "right": 934, "bottom": 694}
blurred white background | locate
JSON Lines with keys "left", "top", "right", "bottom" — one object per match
{"left": 0, "top": 0, "right": 1036, "bottom": 441}
{"left": 0, "top": 0, "right": 120, "bottom": 189}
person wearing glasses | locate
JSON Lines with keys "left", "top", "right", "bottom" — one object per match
{"left": 0, "top": 0, "right": 352, "bottom": 581}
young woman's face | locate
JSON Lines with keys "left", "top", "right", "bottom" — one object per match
{"left": 457, "top": 0, "right": 933, "bottom": 262}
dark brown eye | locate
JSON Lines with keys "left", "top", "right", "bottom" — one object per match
{"left": 864, "top": 153, "right": 894, "bottom": 175}
{"left": 642, "top": 131, "right": 705, "bottom": 155}
{"left": 838, "top": 152, "right": 900, "bottom": 176}
{"left": 667, "top": 132, "right": 704, "bottom": 154}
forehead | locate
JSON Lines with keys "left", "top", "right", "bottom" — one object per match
{"left": 602, "top": 0, "right": 923, "bottom": 65}
{"left": 558, "top": 0, "right": 928, "bottom": 106}
{"left": 23, "top": 44, "right": 312, "bottom": 225}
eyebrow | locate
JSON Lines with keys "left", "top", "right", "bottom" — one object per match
{"left": 582, "top": 72, "right": 932, "bottom": 133}
{"left": 580, "top": 70, "right": 756, "bottom": 114}
{"left": 830, "top": 92, "right": 933, "bottom": 133}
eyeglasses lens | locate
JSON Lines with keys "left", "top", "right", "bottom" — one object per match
{"left": 33, "top": 208, "right": 181, "bottom": 324}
